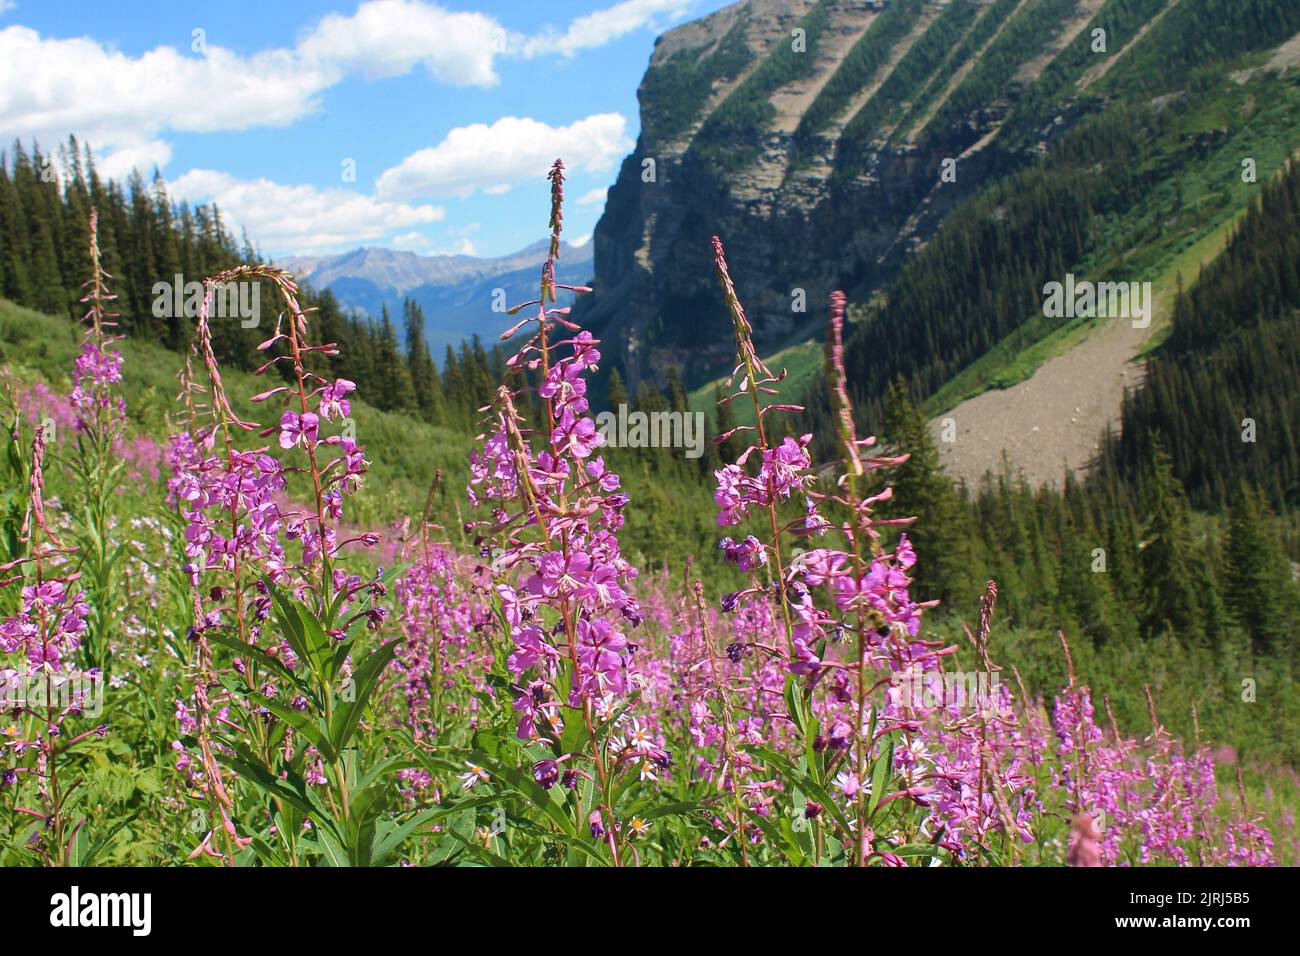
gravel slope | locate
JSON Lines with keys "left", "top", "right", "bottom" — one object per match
{"left": 928, "top": 306, "right": 1159, "bottom": 489}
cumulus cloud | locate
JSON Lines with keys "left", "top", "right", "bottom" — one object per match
{"left": 388, "top": 231, "right": 477, "bottom": 255}
{"left": 169, "top": 169, "right": 444, "bottom": 255}
{"left": 0, "top": 25, "right": 333, "bottom": 151}
{"left": 576, "top": 187, "right": 609, "bottom": 206}
{"left": 389, "top": 231, "right": 433, "bottom": 251}
{"left": 521, "top": 0, "right": 694, "bottom": 58}
{"left": 295, "top": 0, "right": 501, "bottom": 86}
{"left": 97, "top": 140, "right": 174, "bottom": 181}
{"left": 0, "top": 0, "right": 690, "bottom": 160}
{"left": 375, "top": 114, "right": 631, "bottom": 201}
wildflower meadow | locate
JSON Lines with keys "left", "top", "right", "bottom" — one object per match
{"left": 0, "top": 165, "right": 1282, "bottom": 879}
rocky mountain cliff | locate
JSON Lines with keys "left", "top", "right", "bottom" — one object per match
{"left": 579, "top": 0, "right": 1107, "bottom": 389}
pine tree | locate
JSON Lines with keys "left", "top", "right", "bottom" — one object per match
{"left": 1138, "top": 443, "right": 1203, "bottom": 642}
{"left": 1223, "top": 483, "right": 1297, "bottom": 655}
{"left": 403, "top": 298, "right": 444, "bottom": 424}
{"left": 882, "top": 379, "right": 977, "bottom": 612}
{"left": 0, "top": 159, "right": 32, "bottom": 302}
{"left": 373, "top": 306, "right": 415, "bottom": 413}
{"left": 607, "top": 367, "right": 629, "bottom": 410}
{"left": 442, "top": 345, "right": 467, "bottom": 427}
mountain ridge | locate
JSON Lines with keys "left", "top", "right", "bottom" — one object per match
{"left": 277, "top": 239, "right": 594, "bottom": 355}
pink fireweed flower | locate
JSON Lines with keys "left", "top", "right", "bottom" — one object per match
{"left": 586, "top": 456, "right": 620, "bottom": 492}
{"left": 552, "top": 405, "right": 602, "bottom": 459}
{"left": 278, "top": 410, "right": 319, "bottom": 450}
{"left": 462, "top": 162, "right": 641, "bottom": 866}
{"left": 317, "top": 379, "right": 355, "bottom": 421}
{"left": 576, "top": 616, "right": 629, "bottom": 698}
{"left": 719, "top": 535, "right": 767, "bottom": 572}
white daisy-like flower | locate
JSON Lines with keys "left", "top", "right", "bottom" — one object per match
{"left": 594, "top": 694, "right": 618, "bottom": 722}
{"left": 834, "top": 770, "right": 862, "bottom": 800}
{"left": 458, "top": 762, "right": 489, "bottom": 789}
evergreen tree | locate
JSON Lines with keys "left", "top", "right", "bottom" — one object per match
{"left": 1138, "top": 444, "right": 1203, "bottom": 642}
{"left": 442, "top": 345, "right": 467, "bottom": 428}
{"left": 1223, "top": 483, "right": 1297, "bottom": 655}
{"left": 607, "top": 367, "right": 629, "bottom": 410}
{"left": 373, "top": 306, "right": 415, "bottom": 413}
{"left": 403, "top": 298, "right": 444, "bottom": 424}
{"left": 882, "top": 379, "right": 978, "bottom": 612}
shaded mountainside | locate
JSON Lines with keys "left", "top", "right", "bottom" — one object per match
{"left": 582, "top": 0, "right": 1097, "bottom": 388}
{"left": 581, "top": 0, "right": 1300, "bottom": 431}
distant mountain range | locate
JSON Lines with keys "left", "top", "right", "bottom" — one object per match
{"left": 278, "top": 240, "right": 594, "bottom": 357}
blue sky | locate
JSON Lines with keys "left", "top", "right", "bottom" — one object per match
{"left": 0, "top": 0, "right": 732, "bottom": 258}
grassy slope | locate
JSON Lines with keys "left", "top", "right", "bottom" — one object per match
{"left": 0, "top": 297, "right": 475, "bottom": 530}
{"left": 0, "top": 296, "right": 732, "bottom": 580}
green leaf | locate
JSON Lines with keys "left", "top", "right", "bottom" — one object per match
{"left": 262, "top": 698, "right": 335, "bottom": 762}
{"left": 265, "top": 580, "right": 330, "bottom": 680}
{"left": 868, "top": 733, "right": 895, "bottom": 818}
{"left": 327, "top": 640, "right": 399, "bottom": 755}
{"left": 205, "top": 631, "right": 305, "bottom": 690}
{"left": 750, "top": 744, "right": 852, "bottom": 836}
{"left": 312, "top": 826, "right": 351, "bottom": 867}
{"left": 743, "top": 806, "right": 807, "bottom": 866}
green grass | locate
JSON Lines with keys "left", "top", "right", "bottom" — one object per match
{"left": 686, "top": 336, "right": 824, "bottom": 427}
{"left": 0, "top": 296, "right": 474, "bottom": 529}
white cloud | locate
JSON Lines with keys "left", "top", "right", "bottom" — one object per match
{"left": 389, "top": 231, "right": 433, "bottom": 251}
{"left": 169, "top": 169, "right": 444, "bottom": 255}
{"left": 97, "top": 139, "right": 173, "bottom": 181}
{"left": 0, "top": 0, "right": 691, "bottom": 163}
{"left": 295, "top": 0, "right": 501, "bottom": 86}
{"left": 438, "top": 238, "right": 479, "bottom": 256}
{"left": 387, "top": 231, "right": 479, "bottom": 255}
{"left": 0, "top": 25, "right": 333, "bottom": 152}
{"left": 522, "top": 0, "right": 694, "bottom": 58}
{"left": 577, "top": 187, "right": 608, "bottom": 206}
{"left": 375, "top": 114, "right": 631, "bottom": 201}
{"left": 571, "top": 233, "right": 593, "bottom": 247}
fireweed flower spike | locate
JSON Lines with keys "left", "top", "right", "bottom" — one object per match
{"left": 709, "top": 237, "right": 817, "bottom": 687}
{"left": 66, "top": 209, "right": 129, "bottom": 675}
{"left": 0, "top": 426, "right": 96, "bottom": 864}
{"left": 164, "top": 263, "right": 399, "bottom": 866}
{"left": 167, "top": 348, "right": 245, "bottom": 865}
{"left": 466, "top": 160, "right": 639, "bottom": 865}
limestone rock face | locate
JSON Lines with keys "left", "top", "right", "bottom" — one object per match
{"left": 580, "top": 0, "right": 1054, "bottom": 390}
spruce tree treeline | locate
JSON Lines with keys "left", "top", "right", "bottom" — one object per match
{"left": 0, "top": 137, "right": 502, "bottom": 428}
{"left": 1098, "top": 160, "right": 1300, "bottom": 511}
